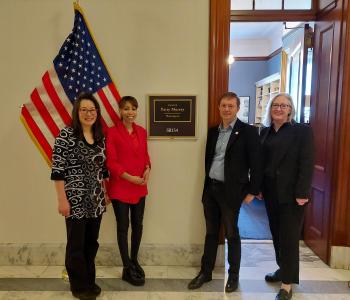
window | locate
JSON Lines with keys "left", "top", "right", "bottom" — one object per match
{"left": 255, "top": 0, "right": 281, "bottom": 10}
{"left": 285, "top": 0, "right": 312, "bottom": 10}
{"left": 230, "top": 0, "right": 253, "bottom": 10}
{"left": 231, "top": 0, "right": 312, "bottom": 10}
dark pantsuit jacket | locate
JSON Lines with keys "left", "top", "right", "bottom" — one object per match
{"left": 203, "top": 119, "right": 262, "bottom": 208}
{"left": 261, "top": 122, "right": 314, "bottom": 203}
{"left": 261, "top": 122, "right": 314, "bottom": 284}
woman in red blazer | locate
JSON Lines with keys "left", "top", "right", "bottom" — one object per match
{"left": 106, "top": 96, "right": 151, "bottom": 286}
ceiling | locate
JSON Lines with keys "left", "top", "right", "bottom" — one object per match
{"left": 229, "top": 22, "right": 304, "bottom": 56}
{"left": 230, "top": 22, "right": 283, "bottom": 40}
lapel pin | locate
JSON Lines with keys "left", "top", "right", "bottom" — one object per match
{"left": 235, "top": 131, "right": 239, "bottom": 135}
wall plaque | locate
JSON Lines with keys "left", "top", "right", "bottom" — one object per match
{"left": 148, "top": 95, "right": 196, "bottom": 138}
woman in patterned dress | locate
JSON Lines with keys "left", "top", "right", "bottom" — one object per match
{"left": 51, "top": 93, "right": 108, "bottom": 300}
{"left": 106, "top": 96, "right": 151, "bottom": 286}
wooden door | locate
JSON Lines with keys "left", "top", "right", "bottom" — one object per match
{"left": 304, "top": 6, "right": 342, "bottom": 263}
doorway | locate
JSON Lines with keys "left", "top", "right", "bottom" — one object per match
{"left": 210, "top": 0, "right": 350, "bottom": 266}
{"left": 229, "top": 21, "right": 314, "bottom": 239}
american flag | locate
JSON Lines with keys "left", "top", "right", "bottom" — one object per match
{"left": 20, "top": 3, "right": 121, "bottom": 165}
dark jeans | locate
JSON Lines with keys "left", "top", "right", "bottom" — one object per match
{"left": 201, "top": 182, "right": 241, "bottom": 278}
{"left": 65, "top": 215, "right": 102, "bottom": 292}
{"left": 112, "top": 197, "right": 145, "bottom": 267}
{"left": 264, "top": 180, "right": 305, "bottom": 284}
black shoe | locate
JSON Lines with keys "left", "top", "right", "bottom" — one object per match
{"left": 187, "top": 272, "right": 212, "bottom": 290}
{"left": 72, "top": 290, "right": 96, "bottom": 300}
{"left": 122, "top": 266, "right": 145, "bottom": 286}
{"left": 225, "top": 274, "right": 238, "bottom": 293}
{"left": 275, "top": 288, "right": 293, "bottom": 300}
{"left": 90, "top": 283, "right": 101, "bottom": 296}
{"left": 265, "top": 269, "right": 281, "bottom": 282}
{"left": 132, "top": 259, "right": 145, "bottom": 278}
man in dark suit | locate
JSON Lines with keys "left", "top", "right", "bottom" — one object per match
{"left": 188, "top": 92, "right": 262, "bottom": 293}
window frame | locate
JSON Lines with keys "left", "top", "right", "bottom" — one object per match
{"left": 231, "top": 0, "right": 318, "bottom": 21}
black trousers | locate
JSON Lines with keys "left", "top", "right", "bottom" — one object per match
{"left": 65, "top": 215, "right": 102, "bottom": 292}
{"left": 201, "top": 182, "right": 241, "bottom": 278}
{"left": 264, "top": 180, "right": 305, "bottom": 284}
{"left": 112, "top": 197, "right": 145, "bottom": 267}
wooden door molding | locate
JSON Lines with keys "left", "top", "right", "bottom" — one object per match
{"left": 304, "top": 0, "right": 349, "bottom": 263}
{"left": 209, "top": 0, "right": 230, "bottom": 245}
{"left": 208, "top": 0, "right": 230, "bottom": 127}
{"left": 305, "top": 21, "right": 336, "bottom": 262}
{"left": 231, "top": 10, "right": 316, "bottom": 22}
{"left": 333, "top": 0, "right": 350, "bottom": 246}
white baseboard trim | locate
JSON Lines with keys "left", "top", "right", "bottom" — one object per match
{"left": 330, "top": 246, "right": 350, "bottom": 270}
{"left": 0, "top": 243, "right": 224, "bottom": 267}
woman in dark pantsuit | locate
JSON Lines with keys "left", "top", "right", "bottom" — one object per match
{"left": 260, "top": 93, "right": 314, "bottom": 300}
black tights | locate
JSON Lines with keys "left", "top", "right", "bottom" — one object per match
{"left": 112, "top": 198, "right": 145, "bottom": 267}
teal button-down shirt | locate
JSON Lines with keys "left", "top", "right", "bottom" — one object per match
{"left": 209, "top": 119, "right": 237, "bottom": 182}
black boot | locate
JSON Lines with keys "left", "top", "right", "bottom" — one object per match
{"left": 122, "top": 265, "right": 145, "bottom": 286}
{"left": 90, "top": 283, "right": 101, "bottom": 296}
{"left": 131, "top": 259, "right": 145, "bottom": 278}
{"left": 71, "top": 290, "right": 96, "bottom": 300}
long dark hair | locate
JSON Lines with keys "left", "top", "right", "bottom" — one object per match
{"left": 71, "top": 93, "right": 104, "bottom": 142}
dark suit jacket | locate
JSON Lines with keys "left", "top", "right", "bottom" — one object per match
{"left": 203, "top": 119, "right": 262, "bottom": 210}
{"left": 260, "top": 122, "right": 314, "bottom": 204}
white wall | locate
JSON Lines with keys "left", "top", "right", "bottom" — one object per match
{"left": 0, "top": 0, "right": 209, "bottom": 245}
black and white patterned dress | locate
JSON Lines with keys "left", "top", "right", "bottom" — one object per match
{"left": 51, "top": 127, "right": 108, "bottom": 219}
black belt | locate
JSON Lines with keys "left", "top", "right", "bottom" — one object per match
{"left": 208, "top": 178, "right": 224, "bottom": 185}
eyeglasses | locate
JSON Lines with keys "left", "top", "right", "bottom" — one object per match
{"left": 79, "top": 108, "right": 98, "bottom": 115}
{"left": 271, "top": 103, "right": 290, "bottom": 110}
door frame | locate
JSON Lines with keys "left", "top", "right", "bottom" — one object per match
{"left": 209, "top": 0, "right": 350, "bottom": 265}
{"left": 209, "top": 0, "right": 319, "bottom": 126}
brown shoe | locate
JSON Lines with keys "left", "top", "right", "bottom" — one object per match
{"left": 275, "top": 288, "right": 293, "bottom": 300}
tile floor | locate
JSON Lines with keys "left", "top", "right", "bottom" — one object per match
{"left": 0, "top": 241, "right": 349, "bottom": 299}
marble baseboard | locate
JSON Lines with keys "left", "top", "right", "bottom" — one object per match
{"left": 0, "top": 243, "right": 224, "bottom": 267}
{"left": 330, "top": 246, "right": 350, "bottom": 270}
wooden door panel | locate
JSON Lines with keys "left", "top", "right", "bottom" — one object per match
{"left": 309, "top": 187, "right": 325, "bottom": 236}
{"left": 304, "top": 21, "right": 336, "bottom": 263}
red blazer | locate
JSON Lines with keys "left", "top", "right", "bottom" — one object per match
{"left": 106, "top": 121, "right": 151, "bottom": 204}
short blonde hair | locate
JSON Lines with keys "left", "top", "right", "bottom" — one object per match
{"left": 262, "top": 93, "right": 296, "bottom": 127}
